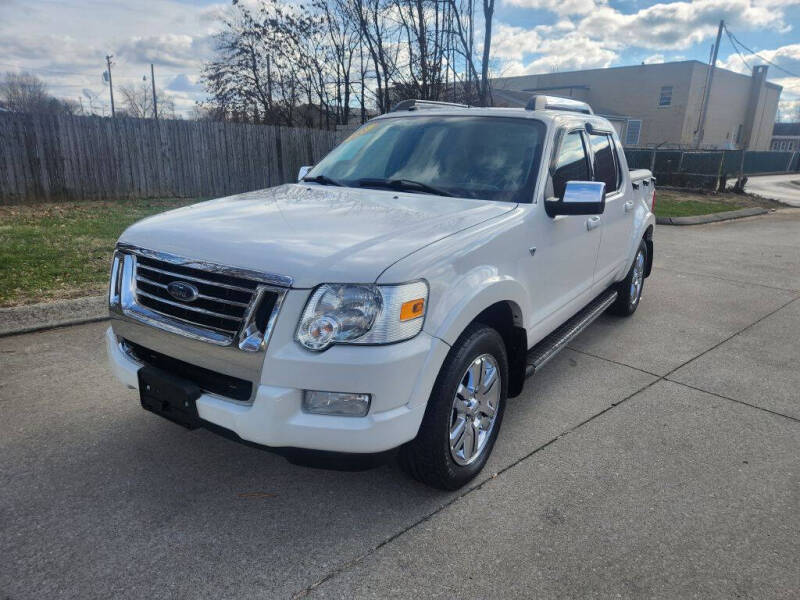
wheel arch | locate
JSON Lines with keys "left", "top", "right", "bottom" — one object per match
{"left": 471, "top": 301, "right": 528, "bottom": 398}
{"left": 643, "top": 224, "right": 654, "bottom": 278}
{"left": 425, "top": 276, "right": 530, "bottom": 399}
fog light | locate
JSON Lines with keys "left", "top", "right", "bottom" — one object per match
{"left": 302, "top": 390, "right": 371, "bottom": 417}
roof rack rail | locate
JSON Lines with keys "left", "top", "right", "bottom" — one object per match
{"left": 525, "top": 95, "right": 593, "bottom": 115}
{"left": 391, "top": 99, "right": 470, "bottom": 112}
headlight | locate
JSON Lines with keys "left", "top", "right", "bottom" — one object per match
{"left": 296, "top": 281, "right": 428, "bottom": 351}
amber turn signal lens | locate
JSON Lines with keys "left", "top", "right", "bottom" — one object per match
{"left": 399, "top": 298, "right": 425, "bottom": 321}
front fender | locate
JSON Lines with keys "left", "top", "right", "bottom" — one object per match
{"left": 424, "top": 269, "right": 528, "bottom": 346}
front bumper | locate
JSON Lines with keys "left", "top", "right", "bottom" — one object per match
{"left": 106, "top": 320, "right": 450, "bottom": 453}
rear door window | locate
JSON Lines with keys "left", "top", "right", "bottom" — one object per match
{"left": 552, "top": 130, "right": 591, "bottom": 200}
{"left": 589, "top": 133, "right": 619, "bottom": 192}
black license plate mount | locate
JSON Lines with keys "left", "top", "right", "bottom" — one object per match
{"left": 138, "top": 366, "right": 202, "bottom": 430}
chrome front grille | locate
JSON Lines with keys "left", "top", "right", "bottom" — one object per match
{"left": 109, "top": 245, "right": 290, "bottom": 352}
{"left": 135, "top": 256, "right": 258, "bottom": 336}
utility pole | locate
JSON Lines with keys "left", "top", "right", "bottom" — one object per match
{"left": 695, "top": 20, "right": 723, "bottom": 148}
{"left": 105, "top": 54, "right": 116, "bottom": 118}
{"left": 150, "top": 63, "right": 158, "bottom": 120}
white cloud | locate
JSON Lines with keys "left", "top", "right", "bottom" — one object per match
{"left": 718, "top": 43, "right": 800, "bottom": 75}
{"left": 0, "top": 0, "right": 228, "bottom": 117}
{"left": 575, "top": 0, "right": 792, "bottom": 52}
{"left": 117, "top": 34, "right": 216, "bottom": 70}
{"left": 492, "top": 0, "right": 798, "bottom": 83}
{"left": 502, "top": 0, "right": 606, "bottom": 16}
{"left": 717, "top": 43, "right": 800, "bottom": 119}
{"left": 492, "top": 21, "right": 617, "bottom": 74}
{"left": 644, "top": 54, "right": 666, "bottom": 64}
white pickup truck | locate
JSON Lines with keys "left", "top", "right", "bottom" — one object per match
{"left": 107, "top": 96, "right": 655, "bottom": 489}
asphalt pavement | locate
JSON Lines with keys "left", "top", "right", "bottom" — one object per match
{"left": 1, "top": 210, "right": 799, "bottom": 599}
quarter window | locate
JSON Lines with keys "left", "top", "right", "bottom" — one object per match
{"left": 552, "top": 131, "right": 591, "bottom": 200}
{"left": 659, "top": 85, "right": 673, "bottom": 106}
{"left": 589, "top": 133, "right": 619, "bottom": 192}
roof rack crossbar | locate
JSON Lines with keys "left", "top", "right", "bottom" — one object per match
{"left": 525, "top": 95, "right": 593, "bottom": 115}
{"left": 391, "top": 99, "right": 470, "bottom": 112}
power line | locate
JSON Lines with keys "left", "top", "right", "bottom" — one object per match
{"left": 724, "top": 27, "right": 751, "bottom": 71}
{"left": 723, "top": 25, "right": 800, "bottom": 79}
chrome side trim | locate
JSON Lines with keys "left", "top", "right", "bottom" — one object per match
{"left": 116, "top": 243, "right": 294, "bottom": 288}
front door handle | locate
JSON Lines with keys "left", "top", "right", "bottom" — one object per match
{"left": 586, "top": 216, "right": 601, "bottom": 231}
{"left": 624, "top": 200, "right": 635, "bottom": 213}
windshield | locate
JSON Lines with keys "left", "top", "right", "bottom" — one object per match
{"left": 307, "top": 115, "right": 546, "bottom": 203}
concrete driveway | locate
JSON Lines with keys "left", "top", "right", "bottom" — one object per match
{"left": 741, "top": 173, "right": 800, "bottom": 207}
{"left": 2, "top": 211, "right": 799, "bottom": 599}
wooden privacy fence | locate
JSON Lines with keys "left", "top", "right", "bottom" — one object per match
{"left": 0, "top": 113, "right": 339, "bottom": 203}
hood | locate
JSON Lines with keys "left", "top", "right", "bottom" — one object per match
{"left": 119, "top": 184, "right": 514, "bottom": 288}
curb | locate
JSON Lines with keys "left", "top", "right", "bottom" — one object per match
{"left": 0, "top": 295, "right": 108, "bottom": 338}
{"left": 656, "top": 207, "right": 769, "bottom": 226}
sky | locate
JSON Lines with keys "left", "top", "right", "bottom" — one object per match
{"left": 0, "top": 0, "right": 799, "bottom": 120}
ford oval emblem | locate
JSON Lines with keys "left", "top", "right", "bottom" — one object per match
{"left": 167, "top": 281, "right": 199, "bottom": 302}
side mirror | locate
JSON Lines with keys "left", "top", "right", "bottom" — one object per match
{"left": 545, "top": 181, "right": 606, "bottom": 217}
{"left": 297, "top": 165, "right": 313, "bottom": 182}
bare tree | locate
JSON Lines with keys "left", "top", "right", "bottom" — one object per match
{"left": 201, "top": 0, "right": 497, "bottom": 121}
{"left": 119, "top": 82, "right": 175, "bottom": 119}
{"left": 0, "top": 72, "right": 77, "bottom": 114}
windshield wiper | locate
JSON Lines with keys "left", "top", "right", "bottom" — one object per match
{"left": 303, "top": 174, "right": 343, "bottom": 187}
{"left": 357, "top": 178, "right": 453, "bottom": 197}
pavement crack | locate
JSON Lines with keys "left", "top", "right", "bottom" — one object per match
{"left": 656, "top": 266, "right": 800, "bottom": 294}
{"left": 659, "top": 295, "right": 800, "bottom": 379}
{"left": 664, "top": 378, "right": 800, "bottom": 423}
{"left": 290, "top": 377, "right": 661, "bottom": 598}
{"left": 565, "top": 347, "right": 661, "bottom": 377}
{"left": 292, "top": 296, "right": 800, "bottom": 597}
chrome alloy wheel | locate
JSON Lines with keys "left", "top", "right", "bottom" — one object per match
{"left": 630, "top": 249, "right": 645, "bottom": 307}
{"left": 449, "top": 354, "right": 501, "bottom": 466}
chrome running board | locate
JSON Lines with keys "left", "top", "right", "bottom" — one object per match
{"left": 525, "top": 289, "right": 618, "bottom": 378}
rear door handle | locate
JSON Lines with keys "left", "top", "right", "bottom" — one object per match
{"left": 586, "top": 216, "right": 601, "bottom": 231}
{"left": 624, "top": 200, "right": 634, "bottom": 213}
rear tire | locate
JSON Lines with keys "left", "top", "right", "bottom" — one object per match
{"left": 399, "top": 323, "right": 508, "bottom": 490}
{"left": 609, "top": 239, "right": 647, "bottom": 317}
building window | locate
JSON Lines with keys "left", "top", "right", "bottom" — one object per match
{"left": 658, "top": 86, "right": 673, "bottom": 107}
{"left": 625, "top": 120, "right": 642, "bottom": 146}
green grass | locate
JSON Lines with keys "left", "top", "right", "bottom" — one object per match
{"left": 654, "top": 198, "right": 739, "bottom": 218}
{"left": 0, "top": 198, "right": 198, "bottom": 307}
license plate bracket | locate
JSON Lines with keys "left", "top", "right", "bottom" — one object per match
{"left": 138, "top": 366, "right": 202, "bottom": 430}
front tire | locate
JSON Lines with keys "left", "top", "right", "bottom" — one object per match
{"left": 609, "top": 239, "right": 647, "bottom": 316}
{"left": 399, "top": 323, "right": 508, "bottom": 490}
